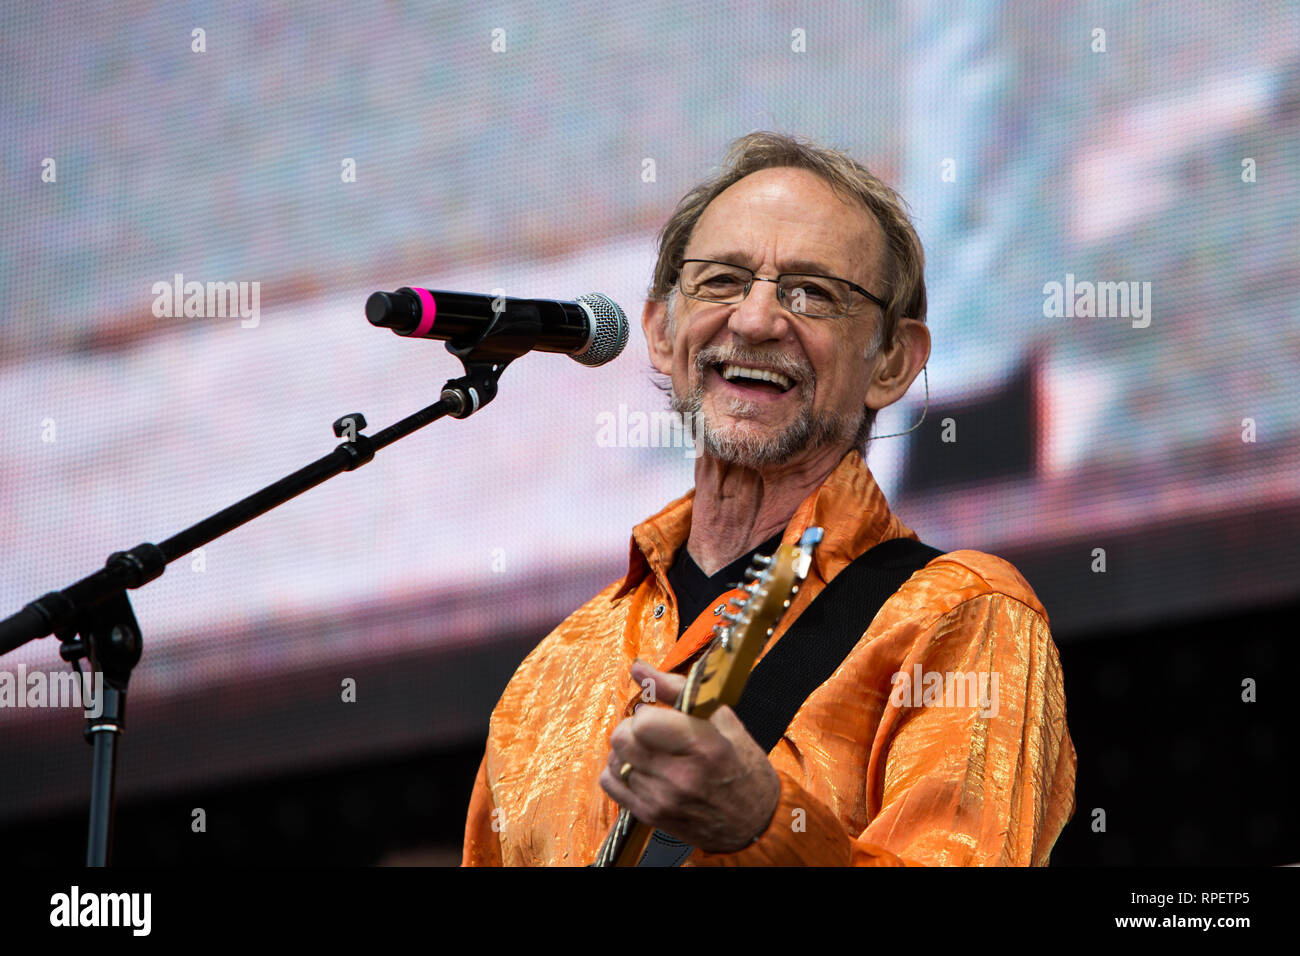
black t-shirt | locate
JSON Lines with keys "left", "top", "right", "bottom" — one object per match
{"left": 666, "top": 531, "right": 784, "bottom": 638}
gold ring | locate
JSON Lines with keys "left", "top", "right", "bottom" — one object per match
{"left": 619, "top": 761, "right": 633, "bottom": 784}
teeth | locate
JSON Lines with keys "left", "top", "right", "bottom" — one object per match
{"left": 720, "top": 364, "right": 793, "bottom": 391}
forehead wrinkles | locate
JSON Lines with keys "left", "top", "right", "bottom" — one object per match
{"left": 687, "top": 170, "right": 885, "bottom": 286}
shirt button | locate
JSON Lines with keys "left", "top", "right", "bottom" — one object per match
{"left": 653, "top": 603, "right": 665, "bottom": 619}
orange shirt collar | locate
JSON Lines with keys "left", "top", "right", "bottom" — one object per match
{"left": 614, "top": 450, "right": 913, "bottom": 599}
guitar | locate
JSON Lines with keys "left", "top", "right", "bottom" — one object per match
{"left": 592, "top": 526, "right": 823, "bottom": 867}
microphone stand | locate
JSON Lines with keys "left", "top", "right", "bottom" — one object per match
{"left": 0, "top": 328, "right": 519, "bottom": 866}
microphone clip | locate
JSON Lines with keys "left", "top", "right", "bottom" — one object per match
{"left": 439, "top": 354, "right": 512, "bottom": 419}
{"left": 435, "top": 299, "right": 532, "bottom": 417}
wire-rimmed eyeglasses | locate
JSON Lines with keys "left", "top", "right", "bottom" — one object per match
{"left": 677, "top": 258, "right": 886, "bottom": 318}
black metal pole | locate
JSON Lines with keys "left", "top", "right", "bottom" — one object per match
{"left": 85, "top": 686, "right": 124, "bottom": 866}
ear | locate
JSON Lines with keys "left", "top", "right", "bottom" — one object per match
{"left": 641, "top": 298, "right": 674, "bottom": 375}
{"left": 865, "top": 316, "right": 930, "bottom": 411}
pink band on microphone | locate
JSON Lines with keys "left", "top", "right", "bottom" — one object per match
{"left": 411, "top": 287, "right": 437, "bottom": 337}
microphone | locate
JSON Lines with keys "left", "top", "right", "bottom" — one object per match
{"left": 366, "top": 287, "right": 628, "bottom": 367}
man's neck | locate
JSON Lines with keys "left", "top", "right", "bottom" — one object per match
{"left": 687, "top": 443, "right": 849, "bottom": 575}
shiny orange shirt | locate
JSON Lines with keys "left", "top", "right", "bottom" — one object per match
{"left": 462, "top": 451, "right": 1077, "bottom": 866}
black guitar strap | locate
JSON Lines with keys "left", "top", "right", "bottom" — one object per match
{"left": 636, "top": 536, "right": 945, "bottom": 866}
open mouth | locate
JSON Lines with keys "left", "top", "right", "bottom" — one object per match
{"left": 714, "top": 363, "right": 796, "bottom": 394}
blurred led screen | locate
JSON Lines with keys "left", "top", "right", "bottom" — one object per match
{"left": 2, "top": 1, "right": 1298, "bottom": 820}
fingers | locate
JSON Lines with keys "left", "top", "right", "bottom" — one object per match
{"left": 610, "top": 705, "right": 701, "bottom": 762}
{"left": 605, "top": 741, "right": 650, "bottom": 781}
{"left": 600, "top": 703, "right": 777, "bottom": 849}
{"left": 599, "top": 739, "right": 670, "bottom": 822}
{"left": 598, "top": 761, "right": 645, "bottom": 815}
{"left": 602, "top": 705, "right": 722, "bottom": 816}
{"left": 630, "top": 659, "right": 685, "bottom": 708}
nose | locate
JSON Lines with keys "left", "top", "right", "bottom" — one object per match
{"left": 727, "top": 275, "right": 791, "bottom": 344}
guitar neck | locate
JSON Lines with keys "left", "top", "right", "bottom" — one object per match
{"left": 593, "top": 656, "right": 706, "bottom": 867}
{"left": 592, "top": 628, "right": 774, "bottom": 866}
{"left": 591, "top": 530, "right": 819, "bottom": 867}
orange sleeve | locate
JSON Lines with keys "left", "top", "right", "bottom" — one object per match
{"left": 693, "top": 593, "right": 1076, "bottom": 866}
{"left": 461, "top": 751, "right": 503, "bottom": 867}
{"left": 691, "top": 771, "right": 900, "bottom": 866}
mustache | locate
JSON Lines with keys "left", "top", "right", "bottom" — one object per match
{"left": 692, "top": 344, "right": 814, "bottom": 385}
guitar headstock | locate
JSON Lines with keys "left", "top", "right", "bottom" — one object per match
{"left": 684, "top": 527, "right": 823, "bottom": 718}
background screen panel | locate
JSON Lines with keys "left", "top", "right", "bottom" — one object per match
{"left": 1, "top": 1, "right": 1297, "bottom": 819}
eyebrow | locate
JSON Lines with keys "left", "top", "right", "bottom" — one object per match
{"left": 695, "top": 251, "right": 855, "bottom": 279}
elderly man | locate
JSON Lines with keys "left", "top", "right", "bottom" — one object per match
{"left": 462, "top": 132, "right": 1076, "bottom": 866}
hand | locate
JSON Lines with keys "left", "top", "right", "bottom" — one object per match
{"left": 599, "top": 660, "right": 781, "bottom": 853}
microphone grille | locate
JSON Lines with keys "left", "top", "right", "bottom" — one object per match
{"left": 573, "top": 293, "right": 629, "bottom": 367}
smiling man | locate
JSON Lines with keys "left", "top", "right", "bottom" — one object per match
{"left": 462, "top": 132, "right": 1077, "bottom": 866}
